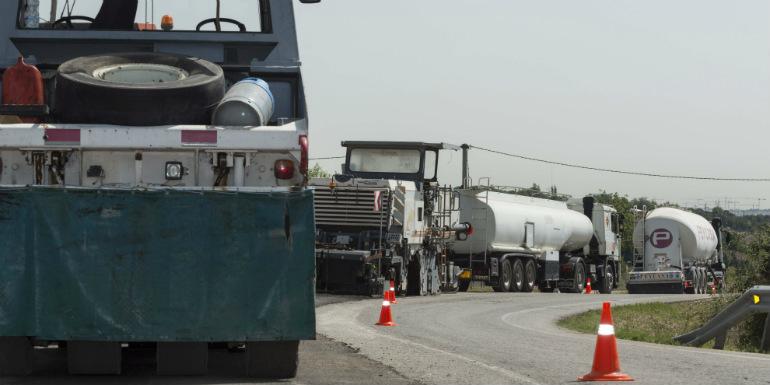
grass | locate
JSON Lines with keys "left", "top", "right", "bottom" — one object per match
{"left": 557, "top": 296, "right": 766, "bottom": 352}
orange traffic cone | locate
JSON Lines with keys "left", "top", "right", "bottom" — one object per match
{"left": 388, "top": 279, "right": 398, "bottom": 304}
{"left": 376, "top": 300, "right": 396, "bottom": 327}
{"left": 579, "top": 302, "right": 633, "bottom": 382}
{"left": 585, "top": 278, "right": 593, "bottom": 294}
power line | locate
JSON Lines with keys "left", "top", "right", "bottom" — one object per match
{"left": 470, "top": 145, "right": 770, "bottom": 182}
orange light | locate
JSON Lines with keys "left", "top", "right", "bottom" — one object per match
{"left": 161, "top": 15, "right": 174, "bottom": 31}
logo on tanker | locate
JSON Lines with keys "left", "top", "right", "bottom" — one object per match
{"left": 650, "top": 229, "right": 673, "bottom": 248}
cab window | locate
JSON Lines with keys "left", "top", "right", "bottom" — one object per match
{"left": 20, "top": 0, "right": 264, "bottom": 32}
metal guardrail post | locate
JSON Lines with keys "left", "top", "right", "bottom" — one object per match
{"left": 762, "top": 314, "right": 770, "bottom": 352}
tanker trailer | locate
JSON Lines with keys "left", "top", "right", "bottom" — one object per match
{"left": 627, "top": 207, "right": 726, "bottom": 294}
{"left": 449, "top": 190, "right": 621, "bottom": 293}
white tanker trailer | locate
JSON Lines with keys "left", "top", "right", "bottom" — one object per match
{"left": 627, "top": 207, "right": 726, "bottom": 294}
{"left": 449, "top": 189, "right": 621, "bottom": 293}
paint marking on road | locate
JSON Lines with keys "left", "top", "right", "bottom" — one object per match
{"left": 319, "top": 301, "right": 544, "bottom": 385}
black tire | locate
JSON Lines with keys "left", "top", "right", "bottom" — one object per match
{"left": 569, "top": 262, "right": 586, "bottom": 293}
{"left": 55, "top": 52, "right": 225, "bottom": 126}
{"left": 599, "top": 263, "right": 615, "bottom": 294}
{"left": 693, "top": 268, "right": 702, "bottom": 294}
{"left": 510, "top": 258, "right": 524, "bottom": 292}
{"left": 246, "top": 341, "right": 299, "bottom": 379}
{"left": 497, "top": 259, "right": 513, "bottom": 292}
{"left": 522, "top": 259, "right": 536, "bottom": 293}
{"left": 458, "top": 279, "right": 470, "bottom": 292}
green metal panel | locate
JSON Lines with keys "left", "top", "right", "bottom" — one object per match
{"left": 0, "top": 187, "right": 316, "bottom": 342}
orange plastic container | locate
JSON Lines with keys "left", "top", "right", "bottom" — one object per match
{"left": 1, "top": 57, "right": 44, "bottom": 123}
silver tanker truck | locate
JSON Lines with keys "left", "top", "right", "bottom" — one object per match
{"left": 627, "top": 207, "right": 726, "bottom": 294}
{"left": 450, "top": 189, "right": 622, "bottom": 294}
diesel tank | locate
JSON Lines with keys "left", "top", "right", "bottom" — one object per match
{"left": 450, "top": 190, "right": 594, "bottom": 255}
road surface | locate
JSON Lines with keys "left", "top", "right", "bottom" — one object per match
{"left": 318, "top": 292, "right": 770, "bottom": 385}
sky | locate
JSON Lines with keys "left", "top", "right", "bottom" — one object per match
{"left": 293, "top": 0, "right": 770, "bottom": 211}
{"left": 24, "top": 0, "right": 770, "bottom": 210}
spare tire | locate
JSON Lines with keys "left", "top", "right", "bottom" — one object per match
{"left": 55, "top": 52, "right": 224, "bottom": 126}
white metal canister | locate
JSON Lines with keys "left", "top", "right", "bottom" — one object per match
{"left": 212, "top": 78, "right": 275, "bottom": 127}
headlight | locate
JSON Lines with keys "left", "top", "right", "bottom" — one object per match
{"left": 165, "top": 161, "right": 184, "bottom": 180}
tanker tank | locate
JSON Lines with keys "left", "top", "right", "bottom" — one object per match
{"left": 632, "top": 207, "right": 718, "bottom": 267}
{"left": 450, "top": 190, "right": 594, "bottom": 255}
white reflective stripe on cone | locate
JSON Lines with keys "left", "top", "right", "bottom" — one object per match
{"left": 382, "top": 301, "right": 390, "bottom": 307}
{"left": 598, "top": 324, "right": 615, "bottom": 336}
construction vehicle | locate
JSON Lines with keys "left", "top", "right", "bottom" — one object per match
{"left": 312, "top": 141, "right": 465, "bottom": 296}
{"left": 627, "top": 207, "right": 726, "bottom": 294}
{"left": 0, "top": 0, "right": 319, "bottom": 378}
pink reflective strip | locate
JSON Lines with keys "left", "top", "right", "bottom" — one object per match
{"left": 45, "top": 129, "right": 80, "bottom": 144}
{"left": 181, "top": 130, "right": 217, "bottom": 144}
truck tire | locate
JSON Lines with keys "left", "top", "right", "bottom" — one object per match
{"left": 55, "top": 52, "right": 225, "bottom": 126}
{"left": 522, "top": 259, "right": 536, "bottom": 293}
{"left": 497, "top": 259, "right": 513, "bottom": 292}
{"left": 599, "top": 263, "right": 615, "bottom": 294}
{"left": 510, "top": 258, "right": 524, "bottom": 292}
{"left": 568, "top": 261, "right": 586, "bottom": 293}
{"left": 685, "top": 267, "right": 696, "bottom": 294}
{"left": 246, "top": 341, "right": 299, "bottom": 379}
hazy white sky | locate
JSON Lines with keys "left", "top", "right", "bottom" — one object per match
{"left": 294, "top": 0, "right": 770, "bottom": 210}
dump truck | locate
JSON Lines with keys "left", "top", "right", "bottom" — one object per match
{"left": 313, "top": 141, "right": 465, "bottom": 296}
{"left": 627, "top": 207, "right": 726, "bottom": 294}
{"left": 447, "top": 146, "right": 622, "bottom": 293}
{"left": 0, "top": 0, "right": 319, "bottom": 378}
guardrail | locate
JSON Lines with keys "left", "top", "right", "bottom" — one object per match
{"left": 674, "top": 285, "right": 770, "bottom": 350}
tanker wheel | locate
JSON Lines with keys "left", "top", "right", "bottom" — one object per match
{"left": 55, "top": 52, "right": 225, "bottom": 126}
{"left": 510, "top": 258, "right": 524, "bottom": 292}
{"left": 570, "top": 262, "right": 586, "bottom": 293}
{"left": 458, "top": 280, "right": 470, "bottom": 292}
{"left": 693, "top": 268, "right": 702, "bottom": 294}
{"left": 522, "top": 259, "right": 536, "bottom": 293}
{"left": 496, "top": 259, "right": 513, "bottom": 292}
{"left": 599, "top": 263, "right": 615, "bottom": 294}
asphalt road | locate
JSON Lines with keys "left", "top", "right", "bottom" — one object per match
{"left": 3, "top": 295, "right": 419, "bottom": 385}
{"left": 317, "top": 292, "right": 770, "bottom": 385}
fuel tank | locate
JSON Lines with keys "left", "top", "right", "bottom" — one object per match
{"left": 450, "top": 190, "right": 594, "bottom": 255}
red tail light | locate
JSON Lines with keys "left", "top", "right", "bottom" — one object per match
{"left": 299, "top": 135, "right": 309, "bottom": 176}
{"left": 466, "top": 224, "right": 474, "bottom": 236}
{"left": 275, "top": 159, "right": 295, "bottom": 180}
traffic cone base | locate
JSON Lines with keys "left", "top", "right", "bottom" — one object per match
{"left": 376, "top": 300, "right": 397, "bottom": 327}
{"left": 579, "top": 371, "right": 634, "bottom": 381}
